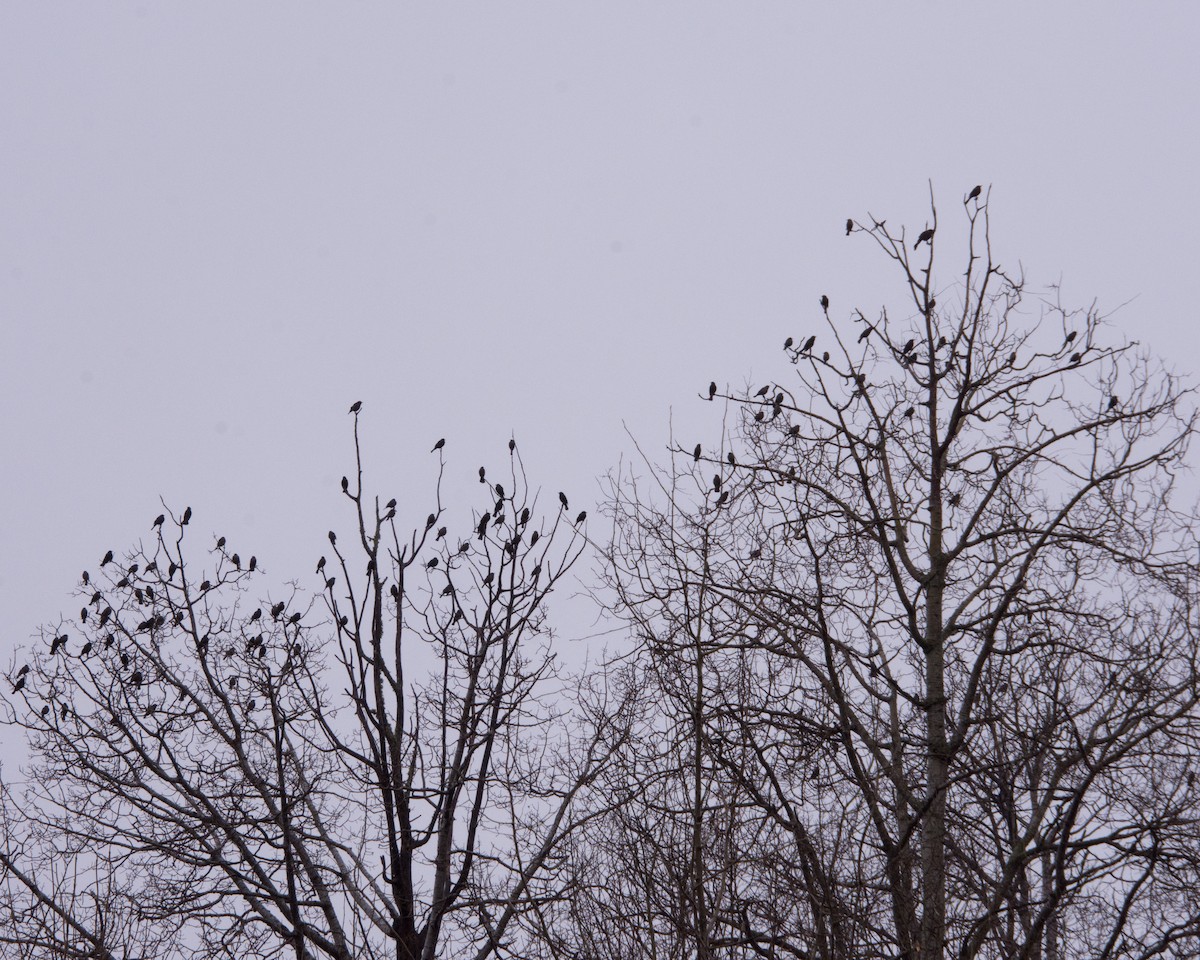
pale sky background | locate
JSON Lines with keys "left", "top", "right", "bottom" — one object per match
{"left": 3, "top": 3, "right": 1199, "bottom": 726}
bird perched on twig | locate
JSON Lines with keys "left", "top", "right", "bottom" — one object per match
{"left": 846, "top": 218, "right": 854, "bottom": 236}
{"left": 914, "top": 228, "right": 934, "bottom": 249}
{"left": 349, "top": 400, "right": 362, "bottom": 414}
{"left": 968, "top": 184, "right": 982, "bottom": 201}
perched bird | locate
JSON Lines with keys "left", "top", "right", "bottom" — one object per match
{"left": 904, "top": 407, "right": 915, "bottom": 418}
{"left": 80, "top": 608, "right": 88, "bottom": 622}
{"left": 846, "top": 218, "right": 854, "bottom": 236}
{"left": 12, "top": 676, "right": 25, "bottom": 692}
{"left": 477, "top": 514, "right": 490, "bottom": 538}
{"left": 802, "top": 335, "right": 816, "bottom": 353}
{"left": 708, "top": 381, "right": 717, "bottom": 400}
{"left": 81, "top": 640, "right": 93, "bottom": 656}
{"left": 575, "top": 510, "right": 587, "bottom": 525}
{"left": 116, "top": 576, "right": 130, "bottom": 589}
{"left": 289, "top": 612, "right": 301, "bottom": 624}
{"left": 82, "top": 570, "right": 90, "bottom": 585}
{"left": 169, "top": 562, "right": 178, "bottom": 578}
{"left": 349, "top": 400, "right": 362, "bottom": 414}
{"left": 479, "top": 466, "right": 487, "bottom": 483}
{"left": 520, "top": 508, "right": 530, "bottom": 525}
{"left": 248, "top": 556, "right": 257, "bottom": 571}
{"left": 17, "top": 664, "right": 29, "bottom": 677}
{"left": 341, "top": 476, "right": 349, "bottom": 492}
{"left": 784, "top": 336, "right": 793, "bottom": 349}
{"left": 127, "top": 563, "right": 139, "bottom": 575}
{"left": 50, "top": 635, "right": 67, "bottom": 655}
{"left": 559, "top": 491, "right": 569, "bottom": 510}
{"left": 1070, "top": 352, "right": 1082, "bottom": 365}
{"left": 820, "top": 295, "right": 829, "bottom": 310}
{"left": 216, "top": 537, "right": 225, "bottom": 549}
{"left": 693, "top": 444, "right": 702, "bottom": 462}
{"left": 822, "top": 351, "right": 830, "bottom": 362}
{"left": 530, "top": 530, "right": 539, "bottom": 547}
{"left": 200, "top": 581, "right": 211, "bottom": 592}
{"left": 903, "top": 338, "right": 915, "bottom": 355}
{"left": 425, "top": 513, "right": 436, "bottom": 529}
{"left": 495, "top": 483, "right": 505, "bottom": 499}
{"left": 715, "top": 491, "right": 729, "bottom": 507}
{"left": 483, "top": 571, "right": 495, "bottom": 586}
{"left": 41, "top": 705, "right": 50, "bottom": 718}
{"left": 968, "top": 184, "right": 982, "bottom": 201}
{"left": 271, "top": 602, "right": 285, "bottom": 619}
{"left": 858, "top": 327, "right": 871, "bottom": 343}
{"left": 386, "top": 498, "right": 397, "bottom": 510}
{"left": 130, "top": 670, "right": 143, "bottom": 686}
{"left": 432, "top": 438, "right": 445, "bottom": 452}
{"left": 153, "top": 514, "right": 165, "bottom": 528}
{"left": 749, "top": 547, "right": 761, "bottom": 560}
{"left": 427, "top": 557, "right": 439, "bottom": 569}
{"left": 250, "top": 607, "right": 262, "bottom": 622}
{"left": 727, "top": 451, "right": 736, "bottom": 466}
{"left": 914, "top": 228, "right": 934, "bottom": 249}
{"left": 1065, "top": 330, "right": 1077, "bottom": 344}
{"left": 441, "top": 584, "right": 454, "bottom": 597}
{"left": 102, "top": 550, "right": 114, "bottom": 566}
{"left": 1108, "top": 395, "right": 1119, "bottom": 410}
{"left": 508, "top": 439, "right": 516, "bottom": 453}
{"left": 713, "top": 475, "right": 722, "bottom": 493}
{"left": 788, "top": 424, "right": 800, "bottom": 437}
{"left": 437, "top": 525, "right": 448, "bottom": 540}
{"left": 182, "top": 506, "right": 192, "bottom": 525}
{"left": 755, "top": 385, "right": 770, "bottom": 398}
{"left": 231, "top": 554, "right": 240, "bottom": 568}
{"left": 329, "top": 531, "right": 337, "bottom": 545}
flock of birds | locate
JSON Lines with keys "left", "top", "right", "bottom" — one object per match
{"left": 9, "top": 408, "right": 590, "bottom": 725}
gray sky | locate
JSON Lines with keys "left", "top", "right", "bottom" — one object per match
{"left": 3, "top": 3, "right": 1199, "bottom": 693}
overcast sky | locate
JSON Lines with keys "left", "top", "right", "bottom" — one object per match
{"left": 3, "top": 4, "right": 1199, "bottom": 709}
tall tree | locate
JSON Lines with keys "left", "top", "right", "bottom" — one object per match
{"left": 585, "top": 189, "right": 1200, "bottom": 960}
{"left": 1, "top": 419, "right": 621, "bottom": 960}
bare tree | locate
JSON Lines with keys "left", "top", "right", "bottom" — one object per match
{"left": 584, "top": 189, "right": 1200, "bottom": 960}
{"left": 1, "top": 416, "right": 621, "bottom": 960}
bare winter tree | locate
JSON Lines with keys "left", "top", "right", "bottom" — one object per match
{"left": 573, "top": 189, "right": 1200, "bottom": 960}
{"left": 1, "top": 414, "right": 622, "bottom": 960}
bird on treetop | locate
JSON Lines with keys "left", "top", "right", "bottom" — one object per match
{"left": 328, "top": 531, "right": 337, "bottom": 545}
{"left": 803, "top": 335, "right": 816, "bottom": 353}
{"left": 968, "top": 184, "right": 982, "bottom": 200}
{"left": 341, "top": 476, "right": 349, "bottom": 492}
{"left": 846, "top": 218, "right": 854, "bottom": 236}
{"left": 386, "top": 498, "right": 397, "bottom": 510}
{"left": 820, "top": 295, "right": 829, "bottom": 310}
{"left": 426, "top": 514, "right": 436, "bottom": 529}
{"left": 914, "top": 228, "right": 934, "bottom": 249}
{"left": 479, "top": 466, "right": 486, "bottom": 483}
{"left": 708, "top": 381, "right": 717, "bottom": 400}
{"left": 858, "top": 327, "right": 871, "bottom": 343}
{"left": 182, "top": 506, "right": 192, "bottom": 525}
{"left": 559, "top": 491, "right": 569, "bottom": 510}
{"left": 784, "top": 336, "right": 793, "bottom": 349}
{"left": 102, "top": 550, "right": 114, "bottom": 566}
{"left": 508, "top": 439, "right": 516, "bottom": 453}
{"left": 432, "top": 438, "right": 445, "bottom": 452}
{"left": 755, "top": 385, "right": 769, "bottom": 398}
{"left": 316, "top": 556, "right": 326, "bottom": 573}
{"left": 575, "top": 510, "right": 587, "bottom": 524}
{"left": 153, "top": 514, "right": 165, "bottom": 528}
{"left": 248, "top": 556, "right": 257, "bottom": 571}
{"left": 349, "top": 400, "right": 362, "bottom": 414}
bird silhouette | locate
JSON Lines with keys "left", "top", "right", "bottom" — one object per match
{"left": 822, "top": 351, "right": 830, "bottom": 362}
{"left": 80, "top": 608, "right": 88, "bottom": 622}
{"left": 1108, "top": 396, "right": 1119, "bottom": 410}
{"left": 81, "top": 640, "right": 93, "bottom": 656}
{"left": 289, "top": 612, "right": 301, "bottom": 624}
{"left": 820, "top": 295, "right": 829, "bottom": 310}
{"left": 102, "top": 550, "right": 114, "bottom": 566}
{"left": 903, "top": 338, "right": 915, "bottom": 355}
{"left": 846, "top": 218, "right": 854, "bottom": 236}
{"left": 441, "top": 584, "right": 454, "bottom": 597}
{"left": 17, "top": 664, "right": 29, "bottom": 677}
{"left": 182, "top": 506, "right": 192, "bottom": 525}
{"left": 12, "top": 676, "right": 26, "bottom": 692}
{"left": 715, "top": 491, "right": 729, "bottom": 507}
{"left": 713, "top": 475, "right": 722, "bottom": 492}
{"left": 495, "top": 483, "right": 505, "bottom": 499}
{"left": 784, "top": 336, "right": 793, "bottom": 349}
{"left": 329, "top": 531, "right": 337, "bottom": 545}
{"left": 427, "top": 557, "right": 439, "bottom": 569}
{"left": 250, "top": 608, "right": 262, "bottom": 622}
{"left": 386, "top": 498, "right": 397, "bottom": 510}
{"left": 82, "top": 570, "right": 90, "bottom": 585}
{"left": 50, "top": 635, "right": 67, "bottom": 654}
{"left": 41, "top": 705, "right": 50, "bottom": 718}
{"left": 230, "top": 554, "right": 240, "bottom": 568}
{"left": 249, "top": 556, "right": 257, "bottom": 571}
{"left": 508, "top": 439, "right": 516, "bottom": 453}
{"left": 425, "top": 513, "right": 436, "bottom": 529}
{"left": 858, "top": 327, "right": 871, "bottom": 343}
{"left": 1065, "top": 331, "right": 1077, "bottom": 345}
{"left": 575, "top": 510, "right": 587, "bottom": 525}
{"left": 755, "top": 385, "right": 769, "bottom": 398}
{"left": 153, "top": 514, "right": 165, "bottom": 528}
{"left": 316, "top": 557, "right": 326, "bottom": 574}
{"left": 727, "top": 452, "right": 736, "bottom": 466}
{"left": 483, "top": 571, "right": 495, "bottom": 585}
{"left": 693, "top": 444, "right": 702, "bottom": 462}
{"left": 559, "top": 491, "right": 569, "bottom": 510}
{"left": 437, "top": 525, "right": 448, "bottom": 539}
{"left": 341, "top": 476, "right": 349, "bottom": 492}
{"left": 1070, "top": 352, "right": 1082, "bottom": 365}
{"left": 802, "top": 335, "right": 816, "bottom": 353}
{"left": 432, "top": 438, "right": 445, "bottom": 452}
{"left": 131, "top": 670, "right": 143, "bottom": 686}
{"left": 904, "top": 407, "right": 915, "bottom": 418}
{"left": 349, "top": 400, "right": 362, "bottom": 414}
{"left": 968, "top": 184, "right": 982, "bottom": 201}
{"left": 708, "top": 381, "right": 717, "bottom": 400}
{"left": 914, "top": 228, "right": 934, "bottom": 249}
